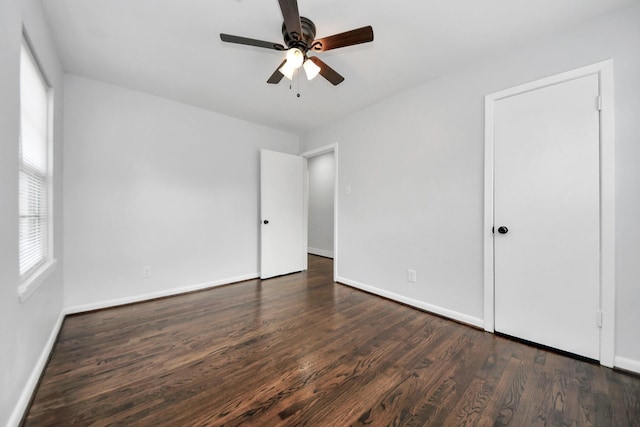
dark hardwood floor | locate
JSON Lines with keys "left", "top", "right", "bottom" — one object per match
{"left": 24, "top": 255, "right": 640, "bottom": 426}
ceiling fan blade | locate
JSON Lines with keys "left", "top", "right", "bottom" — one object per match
{"left": 308, "top": 57, "right": 344, "bottom": 86}
{"left": 220, "top": 34, "right": 285, "bottom": 51}
{"left": 267, "top": 60, "right": 287, "bottom": 84}
{"left": 311, "top": 26, "right": 374, "bottom": 52}
{"left": 278, "top": 0, "right": 302, "bottom": 40}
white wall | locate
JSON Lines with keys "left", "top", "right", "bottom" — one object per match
{"left": 63, "top": 75, "right": 299, "bottom": 310}
{"left": 0, "top": 0, "right": 65, "bottom": 425}
{"left": 307, "top": 152, "right": 334, "bottom": 257}
{"left": 300, "top": 4, "right": 640, "bottom": 368}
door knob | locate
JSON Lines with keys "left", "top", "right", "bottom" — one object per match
{"left": 497, "top": 226, "right": 509, "bottom": 234}
{"left": 263, "top": 219, "right": 269, "bottom": 225}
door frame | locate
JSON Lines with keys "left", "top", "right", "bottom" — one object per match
{"left": 300, "top": 143, "right": 339, "bottom": 282}
{"left": 483, "top": 60, "right": 615, "bottom": 367}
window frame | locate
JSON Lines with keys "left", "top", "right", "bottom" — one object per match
{"left": 17, "top": 35, "right": 57, "bottom": 302}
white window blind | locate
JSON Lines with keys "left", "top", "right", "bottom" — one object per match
{"left": 19, "top": 39, "right": 50, "bottom": 278}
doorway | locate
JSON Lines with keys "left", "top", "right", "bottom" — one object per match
{"left": 483, "top": 61, "right": 615, "bottom": 366}
{"left": 301, "top": 144, "right": 338, "bottom": 281}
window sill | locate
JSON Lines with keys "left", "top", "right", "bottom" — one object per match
{"left": 18, "top": 259, "right": 58, "bottom": 303}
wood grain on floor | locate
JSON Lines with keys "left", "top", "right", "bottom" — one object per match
{"left": 23, "top": 255, "right": 640, "bottom": 426}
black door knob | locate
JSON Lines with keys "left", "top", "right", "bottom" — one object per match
{"left": 497, "top": 226, "right": 509, "bottom": 234}
{"left": 263, "top": 220, "right": 269, "bottom": 225}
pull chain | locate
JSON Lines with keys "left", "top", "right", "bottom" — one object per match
{"left": 287, "top": 69, "right": 302, "bottom": 98}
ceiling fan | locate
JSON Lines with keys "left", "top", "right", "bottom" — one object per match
{"left": 220, "top": 0, "right": 374, "bottom": 86}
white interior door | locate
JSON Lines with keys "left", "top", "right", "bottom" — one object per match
{"left": 260, "top": 149, "right": 306, "bottom": 279}
{"left": 494, "top": 74, "right": 601, "bottom": 359}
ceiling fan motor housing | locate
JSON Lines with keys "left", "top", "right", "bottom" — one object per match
{"left": 282, "top": 17, "right": 316, "bottom": 53}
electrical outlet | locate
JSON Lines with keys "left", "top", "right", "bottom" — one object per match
{"left": 143, "top": 266, "right": 151, "bottom": 278}
{"left": 408, "top": 269, "right": 417, "bottom": 283}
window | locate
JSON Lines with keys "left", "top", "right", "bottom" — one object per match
{"left": 19, "top": 37, "right": 53, "bottom": 291}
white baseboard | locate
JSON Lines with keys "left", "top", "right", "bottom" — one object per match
{"left": 615, "top": 356, "right": 640, "bottom": 375}
{"left": 336, "top": 276, "right": 484, "bottom": 329}
{"left": 308, "top": 247, "right": 334, "bottom": 259}
{"left": 8, "top": 311, "right": 65, "bottom": 427}
{"left": 65, "top": 273, "right": 259, "bottom": 315}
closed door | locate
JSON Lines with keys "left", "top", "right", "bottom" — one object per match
{"left": 260, "top": 149, "right": 306, "bottom": 279}
{"left": 494, "top": 74, "right": 601, "bottom": 359}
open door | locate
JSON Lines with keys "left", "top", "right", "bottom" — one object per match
{"left": 260, "top": 149, "right": 306, "bottom": 279}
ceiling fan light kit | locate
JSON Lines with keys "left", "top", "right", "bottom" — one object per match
{"left": 279, "top": 48, "right": 321, "bottom": 81}
{"left": 220, "top": 0, "right": 374, "bottom": 86}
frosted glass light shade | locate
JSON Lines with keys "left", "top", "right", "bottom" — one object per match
{"left": 303, "top": 59, "right": 321, "bottom": 80}
{"left": 279, "top": 61, "right": 296, "bottom": 80}
{"left": 285, "top": 48, "right": 304, "bottom": 69}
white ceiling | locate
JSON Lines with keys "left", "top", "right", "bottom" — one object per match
{"left": 41, "top": 0, "right": 637, "bottom": 133}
